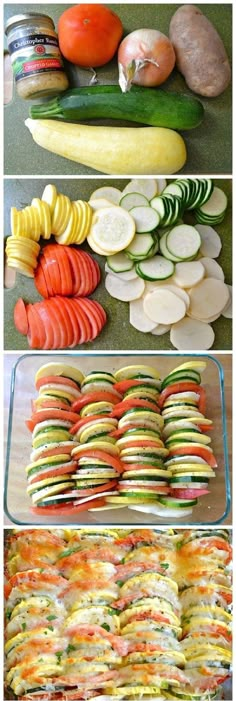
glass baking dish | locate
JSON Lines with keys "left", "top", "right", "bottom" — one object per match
{"left": 4, "top": 352, "right": 231, "bottom": 526}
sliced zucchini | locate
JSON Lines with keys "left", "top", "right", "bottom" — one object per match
{"left": 120, "top": 192, "right": 149, "bottom": 210}
{"left": 104, "top": 263, "right": 138, "bottom": 281}
{"left": 166, "top": 225, "right": 201, "bottom": 260}
{"left": 136, "top": 256, "right": 174, "bottom": 281}
{"left": 159, "top": 231, "right": 183, "bottom": 262}
{"left": 158, "top": 495, "right": 198, "bottom": 507}
{"left": 125, "top": 233, "right": 158, "bottom": 260}
{"left": 106, "top": 252, "right": 133, "bottom": 273}
{"left": 196, "top": 186, "right": 227, "bottom": 217}
{"left": 163, "top": 183, "right": 183, "bottom": 199}
{"left": 150, "top": 195, "right": 166, "bottom": 222}
{"left": 130, "top": 205, "right": 160, "bottom": 233}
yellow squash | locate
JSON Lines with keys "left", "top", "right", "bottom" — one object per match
{"left": 25, "top": 118, "right": 187, "bottom": 175}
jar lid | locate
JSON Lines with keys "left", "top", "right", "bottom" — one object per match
{"left": 5, "top": 13, "right": 55, "bottom": 35}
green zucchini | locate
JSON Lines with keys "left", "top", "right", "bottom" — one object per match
{"left": 29, "top": 85, "right": 204, "bottom": 130}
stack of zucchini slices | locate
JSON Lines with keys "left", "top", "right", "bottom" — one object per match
{"left": 105, "top": 365, "right": 169, "bottom": 508}
{"left": 159, "top": 361, "right": 217, "bottom": 515}
{"left": 70, "top": 371, "right": 124, "bottom": 510}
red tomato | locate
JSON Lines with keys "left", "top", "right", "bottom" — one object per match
{"left": 170, "top": 488, "right": 210, "bottom": 499}
{"left": 58, "top": 4, "right": 123, "bottom": 67}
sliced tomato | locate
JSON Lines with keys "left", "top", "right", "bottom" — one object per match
{"left": 59, "top": 296, "right": 79, "bottom": 347}
{"left": 111, "top": 398, "right": 160, "bottom": 418}
{"left": 114, "top": 379, "right": 150, "bottom": 393}
{"left": 65, "top": 297, "right": 82, "bottom": 345}
{"left": 13, "top": 298, "right": 29, "bottom": 335}
{"left": 70, "top": 413, "right": 111, "bottom": 434}
{"left": 53, "top": 244, "right": 73, "bottom": 296}
{"left": 66, "top": 246, "right": 82, "bottom": 296}
{"left": 198, "top": 424, "right": 214, "bottom": 432}
{"left": 27, "top": 303, "right": 46, "bottom": 349}
{"left": 170, "top": 488, "right": 209, "bottom": 498}
{"left": 74, "top": 448, "right": 124, "bottom": 474}
{"left": 31, "top": 497, "right": 107, "bottom": 515}
{"left": 159, "top": 382, "right": 206, "bottom": 413}
{"left": 73, "top": 480, "right": 118, "bottom": 498}
{"left": 30, "top": 408, "right": 79, "bottom": 426}
{"left": 71, "top": 297, "right": 93, "bottom": 342}
{"left": 32, "top": 398, "right": 71, "bottom": 411}
{"left": 35, "top": 300, "right": 55, "bottom": 349}
{"left": 29, "top": 463, "right": 76, "bottom": 483}
{"left": 40, "top": 255, "right": 55, "bottom": 297}
{"left": 41, "top": 245, "right": 61, "bottom": 296}
{"left": 92, "top": 298, "right": 107, "bottom": 326}
{"left": 35, "top": 375, "right": 80, "bottom": 392}
{"left": 76, "top": 297, "right": 100, "bottom": 339}
{"left": 72, "top": 391, "right": 119, "bottom": 412}
{"left": 52, "top": 296, "right": 74, "bottom": 347}
{"left": 80, "top": 250, "right": 100, "bottom": 293}
{"left": 110, "top": 424, "right": 140, "bottom": 438}
{"left": 168, "top": 445, "right": 217, "bottom": 467}
{"left": 34, "top": 256, "right": 50, "bottom": 298}
{"left": 76, "top": 249, "right": 92, "bottom": 297}
{"left": 119, "top": 462, "right": 164, "bottom": 472}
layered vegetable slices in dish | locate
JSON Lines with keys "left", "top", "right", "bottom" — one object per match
{"left": 5, "top": 528, "right": 232, "bottom": 700}
{"left": 24, "top": 360, "right": 219, "bottom": 518}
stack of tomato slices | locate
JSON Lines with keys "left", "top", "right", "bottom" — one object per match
{"left": 159, "top": 361, "right": 217, "bottom": 511}
{"left": 34, "top": 244, "right": 100, "bottom": 298}
{"left": 14, "top": 243, "right": 106, "bottom": 349}
{"left": 70, "top": 371, "right": 124, "bottom": 511}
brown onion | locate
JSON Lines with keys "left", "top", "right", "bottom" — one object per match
{"left": 118, "top": 28, "right": 175, "bottom": 92}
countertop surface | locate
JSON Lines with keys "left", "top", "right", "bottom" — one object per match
{"left": 4, "top": 3, "right": 232, "bottom": 175}
{"left": 4, "top": 352, "right": 232, "bottom": 526}
{"left": 4, "top": 177, "right": 232, "bottom": 351}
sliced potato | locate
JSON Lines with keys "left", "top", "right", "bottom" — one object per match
{"left": 105, "top": 273, "right": 145, "bottom": 302}
{"left": 89, "top": 186, "right": 122, "bottom": 205}
{"left": 196, "top": 224, "right": 222, "bottom": 258}
{"left": 151, "top": 324, "right": 171, "bottom": 335}
{"left": 222, "top": 284, "right": 232, "bottom": 319}
{"left": 188, "top": 278, "right": 229, "bottom": 320}
{"left": 199, "top": 257, "right": 225, "bottom": 281}
{"left": 129, "top": 298, "right": 157, "bottom": 332}
{"left": 144, "top": 289, "right": 186, "bottom": 324}
{"left": 89, "top": 198, "right": 117, "bottom": 210}
{"left": 121, "top": 178, "right": 159, "bottom": 200}
{"left": 173, "top": 261, "right": 204, "bottom": 288}
{"left": 170, "top": 317, "right": 215, "bottom": 350}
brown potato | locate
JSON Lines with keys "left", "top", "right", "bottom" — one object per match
{"left": 169, "top": 5, "right": 231, "bottom": 97}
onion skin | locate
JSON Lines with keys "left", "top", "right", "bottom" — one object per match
{"left": 118, "top": 28, "right": 175, "bottom": 92}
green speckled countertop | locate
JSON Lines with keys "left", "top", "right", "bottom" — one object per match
{"left": 4, "top": 178, "right": 232, "bottom": 351}
{"left": 4, "top": 3, "right": 232, "bottom": 175}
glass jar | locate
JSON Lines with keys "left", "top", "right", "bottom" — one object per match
{"left": 5, "top": 12, "right": 69, "bottom": 99}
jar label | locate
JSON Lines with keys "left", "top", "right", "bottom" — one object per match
{"left": 8, "top": 33, "right": 64, "bottom": 81}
